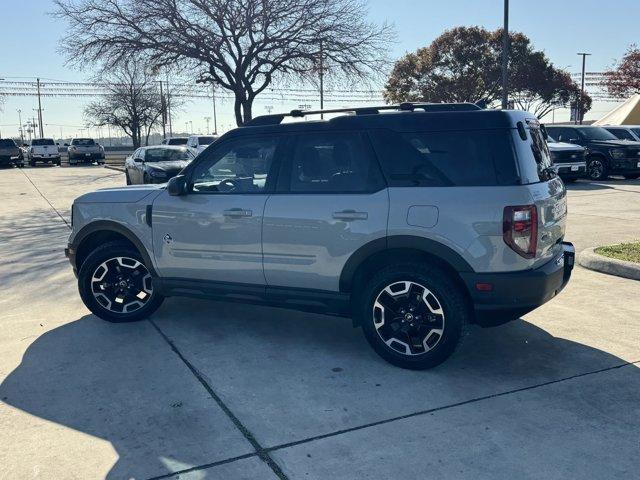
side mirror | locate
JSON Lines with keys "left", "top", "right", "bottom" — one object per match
{"left": 64, "top": 143, "right": 69, "bottom": 147}
{"left": 56, "top": 143, "right": 60, "bottom": 146}
{"left": 22, "top": 143, "right": 28, "bottom": 147}
{"left": 167, "top": 175, "right": 188, "bottom": 196}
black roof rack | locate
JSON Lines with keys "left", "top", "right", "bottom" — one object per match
{"left": 243, "top": 102, "right": 483, "bottom": 127}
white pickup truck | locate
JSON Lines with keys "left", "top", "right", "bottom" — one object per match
{"left": 28, "top": 138, "right": 61, "bottom": 166}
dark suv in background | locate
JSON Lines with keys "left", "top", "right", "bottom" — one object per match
{"left": 0, "top": 138, "right": 24, "bottom": 168}
{"left": 545, "top": 125, "right": 640, "bottom": 180}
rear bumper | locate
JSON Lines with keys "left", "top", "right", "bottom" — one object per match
{"left": 69, "top": 152, "right": 104, "bottom": 160}
{"left": 460, "top": 242, "right": 575, "bottom": 327}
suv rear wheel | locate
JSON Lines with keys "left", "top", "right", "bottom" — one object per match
{"left": 78, "top": 241, "right": 164, "bottom": 322}
{"left": 356, "top": 263, "right": 469, "bottom": 370}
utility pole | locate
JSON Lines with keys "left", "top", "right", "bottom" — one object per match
{"left": 204, "top": 116, "right": 211, "bottom": 134}
{"left": 16, "top": 109, "right": 23, "bottom": 143}
{"left": 185, "top": 122, "right": 189, "bottom": 133}
{"left": 319, "top": 39, "right": 325, "bottom": 119}
{"left": 165, "top": 73, "right": 173, "bottom": 136}
{"left": 501, "top": 0, "right": 509, "bottom": 109}
{"left": 158, "top": 80, "right": 167, "bottom": 139}
{"left": 189, "top": 120, "right": 193, "bottom": 133}
{"left": 211, "top": 84, "right": 218, "bottom": 134}
{"left": 36, "top": 78, "right": 44, "bottom": 138}
{"left": 577, "top": 52, "right": 591, "bottom": 125}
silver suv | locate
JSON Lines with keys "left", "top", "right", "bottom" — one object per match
{"left": 65, "top": 103, "right": 575, "bottom": 369}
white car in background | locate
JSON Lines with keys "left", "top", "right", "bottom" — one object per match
{"left": 186, "top": 135, "right": 218, "bottom": 155}
{"left": 28, "top": 138, "right": 61, "bottom": 166}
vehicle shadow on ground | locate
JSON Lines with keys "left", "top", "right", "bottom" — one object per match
{"left": 566, "top": 178, "right": 639, "bottom": 192}
{"left": 1, "top": 302, "right": 638, "bottom": 479}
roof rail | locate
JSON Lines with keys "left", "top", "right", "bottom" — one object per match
{"left": 243, "top": 102, "right": 482, "bottom": 127}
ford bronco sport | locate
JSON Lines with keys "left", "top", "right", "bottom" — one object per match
{"left": 66, "top": 103, "right": 575, "bottom": 369}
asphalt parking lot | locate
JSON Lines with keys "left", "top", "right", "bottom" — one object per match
{"left": 0, "top": 165, "right": 639, "bottom": 480}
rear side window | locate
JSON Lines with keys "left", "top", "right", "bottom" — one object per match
{"left": 288, "top": 132, "right": 384, "bottom": 193}
{"left": 606, "top": 128, "right": 635, "bottom": 141}
{"left": 0, "top": 139, "right": 16, "bottom": 147}
{"left": 528, "top": 125, "right": 554, "bottom": 182}
{"left": 369, "top": 129, "right": 519, "bottom": 187}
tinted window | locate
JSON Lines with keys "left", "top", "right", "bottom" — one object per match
{"left": 288, "top": 132, "right": 384, "bottom": 193}
{"left": 528, "top": 125, "right": 554, "bottom": 182}
{"left": 578, "top": 127, "right": 617, "bottom": 141}
{"left": 546, "top": 127, "right": 577, "bottom": 142}
{"left": 167, "top": 138, "right": 188, "bottom": 145}
{"left": 72, "top": 138, "right": 95, "bottom": 146}
{"left": 191, "top": 137, "right": 278, "bottom": 193}
{"left": 198, "top": 136, "right": 216, "bottom": 145}
{"left": 631, "top": 128, "right": 640, "bottom": 138}
{"left": 0, "top": 139, "right": 16, "bottom": 147}
{"left": 31, "top": 139, "right": 55, "bottom": 146}
{"left": 370, "top": 129, "right": 518, "bottom": 187}
{"left": 144, "top": 148, "right": 192, "bottom": 162}
{"left": 606, "top": 128, "right": 635, "bottom": 141}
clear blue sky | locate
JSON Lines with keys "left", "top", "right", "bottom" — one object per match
{"left": 1, "top": 0, "right": 638, "bottom": 139}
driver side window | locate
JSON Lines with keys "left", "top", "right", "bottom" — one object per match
{"left": 190, "top": 136, "right": 279, "bottom": 194}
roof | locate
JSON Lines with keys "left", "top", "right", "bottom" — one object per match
{"left": 226, "top": 104, "right": 535, "bottom": 140}
{"left": 593, "top": 94, "right": 640, "bottom": 125}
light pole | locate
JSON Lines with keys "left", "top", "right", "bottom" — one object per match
{"left": 185, "top": 122, "right": 189, "bottom": 133}
{"left": 577, "top": 52, "right": 591, "bottom": 125}
{"left": 16, "top": 109, "right": 24, "bottom": 143}
{"left": 189, "top": 120, "right": 193, "bottom": 133}
{"left": 501, "top": 0, "right": 510, "bottom": 110}
{"left": 204, "top": 116, "right": 211, "bottom": 134}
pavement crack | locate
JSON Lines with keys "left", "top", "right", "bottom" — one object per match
{"left": 148, "top": 319, "right": 289, "bottom": 480}
{"left": 263, "top": 359, "right": 640, "bottom": 453}
{"left": 17, "top": 169, "right": 71, "bottom": 230}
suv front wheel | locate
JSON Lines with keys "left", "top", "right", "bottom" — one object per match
{"left": 587, "top": 156, "right": 608, "bottom": 181}
{"left": 356, "top": 263, "right": 469, "bottom": 370}
{"left": 78, "top": 241, "right": 164, "bottom": 322}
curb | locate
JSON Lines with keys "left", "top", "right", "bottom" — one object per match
{"left": 578, "top": 247, "right": 640, "bottom": 281}
{"left": 104, "top": 165, "right": 125, "bottom": 173}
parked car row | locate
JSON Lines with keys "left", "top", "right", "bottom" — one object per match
{"left": 545, "top": 125, "right": 640, "bottom": 181}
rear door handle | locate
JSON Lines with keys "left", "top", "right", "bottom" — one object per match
{"left": 223, "top": 208, "right": 253, "bottom": 218}
{"left": 332, "top": 210, "right": 368, "bottom": 221}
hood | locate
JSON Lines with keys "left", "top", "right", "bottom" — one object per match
{"left": 74, "top": 184, "right": 164, "bottom": 204}
{"left": 145, "top": 160, "right": 190, "bottom": 171}
{"left": 547, "top": 141, "right": 585, "bottom": 152}
{"left": 587, "top": 139, "right": 640, "bottom": 148}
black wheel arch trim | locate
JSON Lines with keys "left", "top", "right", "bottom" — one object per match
{"left": 70, "top": 220, "right": 157, "bottom": 276}
{"left": 339, "top": 235, "right": 474, "bottom": 292}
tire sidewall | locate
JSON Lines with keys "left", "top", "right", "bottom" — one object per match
{"left": 357, "top": 264, "right": 467, "bottom": 369}
{"left": 78, "top": 243, "right": 163, "bottom": 323}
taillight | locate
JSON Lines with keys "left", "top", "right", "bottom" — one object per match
{"left": 503, "top": 205, "right": 538, "bottom": 259}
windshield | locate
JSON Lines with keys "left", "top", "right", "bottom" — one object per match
{"left": 144, "top": 148, "right": 192, "bottom": 162}
{"left": 631, "top": 128, "right": 640, "bottom": 138}
{"left": 73, "top": 138, "right": 96, "bottom": 146}
{"left": 579, "top": 127, "right": 618, "bottom": 141}
{"left": 31, "top": 139, "right": 55, "bottom": 146}
{"left": 0, "top": 139, "right": 17, "bottom": 147}
{"left": 547, "top": 135, "right": 558, "bottom": 143}
{"left": 198, "top": 136, "right": 216, "bottom": 145}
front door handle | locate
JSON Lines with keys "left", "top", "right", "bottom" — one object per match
{"left": 332, "top": 210, "right": 368, "bottom": 221}
{"left": 223, "top": 208, "right": 253, "bottom": 218}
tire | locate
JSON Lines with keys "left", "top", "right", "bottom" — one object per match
{"left": 55, "top": 159, "right": 61, "bottom": 166}
{"left": 562, "top": 177, "right": 578, "bottom": 183}
{"left": 624, "top": 174, "right": 640, "bottom": 180}
{"left": 355, "top": 262, "right": 470, "bottom": 370}
{"left": 125, "top": 171, "right": 132, "bottom": 185}
{"left": 587, "top": 156, "right": 608, "bottom": 181}
{"left": 29, "top": 160, "right": 36, "bottom": 167}
{"left": 78, "top": 241, "right": 164, "bottom": 323}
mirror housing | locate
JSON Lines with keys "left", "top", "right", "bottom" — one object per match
{"left": 167, "top": 175, "right": 188, "bottom": 196}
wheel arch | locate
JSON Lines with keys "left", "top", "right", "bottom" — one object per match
{"left": 340, "top": 235, "right": 474, "bottom": 293}
{"left": 72, "top": 221, "right": 156, "bottom": 275}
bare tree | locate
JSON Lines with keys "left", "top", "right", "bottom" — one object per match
{"left": 54, "top": 0, "right": 394, "bottom": 126}
{"left": 84, "top": 62, "right": 164, "bottom": 147}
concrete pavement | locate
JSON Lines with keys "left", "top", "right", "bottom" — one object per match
{"left": 0, "top": 165, "right": 638, "bottom": 479}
